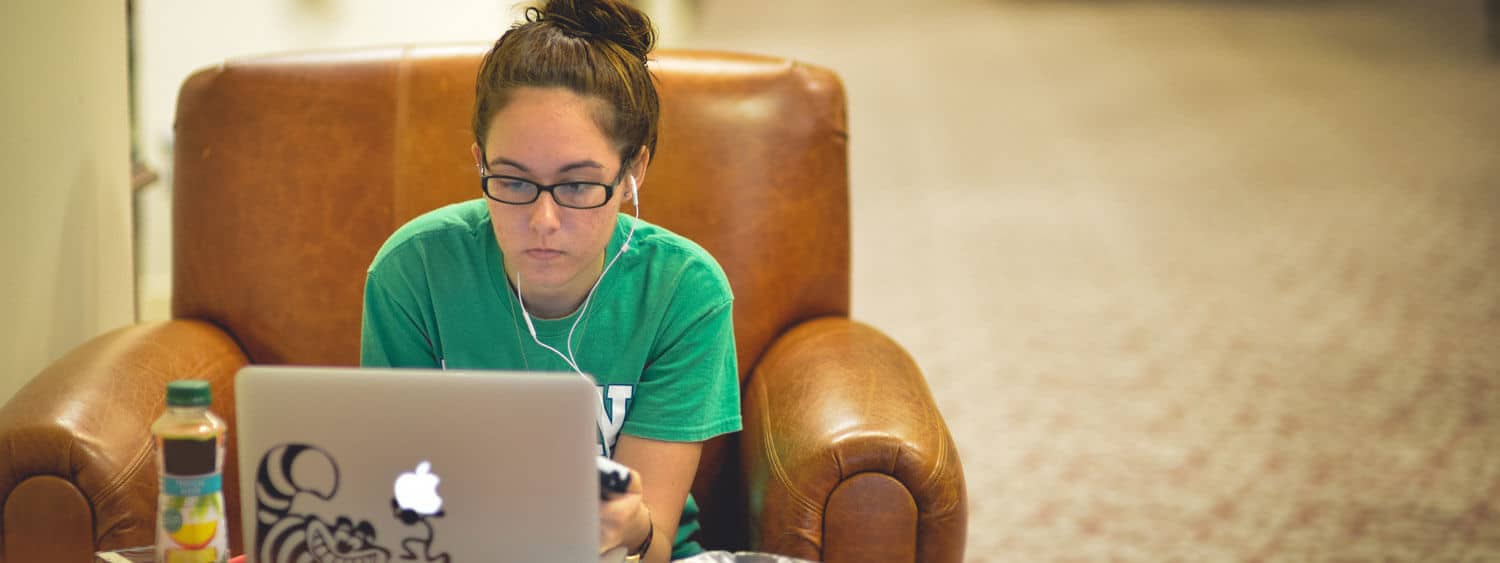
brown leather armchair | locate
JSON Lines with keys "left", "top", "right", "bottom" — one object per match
{"left": 0, "top": 47, "right": 966, "bottom": 563}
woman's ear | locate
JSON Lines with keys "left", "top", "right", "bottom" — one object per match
{"left": 470, "top": 143, "right": 485, "bottom": 174}
{"left": 626, "top": 146, "right": 650, "bottom": 201}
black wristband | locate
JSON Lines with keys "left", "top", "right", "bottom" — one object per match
{"left": 629, "top": 517, "right": 654, "bottom": 558}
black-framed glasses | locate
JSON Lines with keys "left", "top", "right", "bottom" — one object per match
{"left": 478, "top": 165, "right": 627, "bottom": 210}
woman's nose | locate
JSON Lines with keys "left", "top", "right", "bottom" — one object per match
{"left": 529, "top": 192, "right": 562, "bottom": 234}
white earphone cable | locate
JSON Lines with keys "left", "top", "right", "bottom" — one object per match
{"left": 565, "top": 176, "right": 638, "bottom": 379}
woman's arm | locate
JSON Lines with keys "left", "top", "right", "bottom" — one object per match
{"left": 597, "top": 255, "right": 738, "bottom": 560}
{"left": 602, "top": 435, "right": 703, "bottom": 563}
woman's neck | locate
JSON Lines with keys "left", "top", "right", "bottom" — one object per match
{"left": 517, "top": 286, "right": 584, "bottom": 320}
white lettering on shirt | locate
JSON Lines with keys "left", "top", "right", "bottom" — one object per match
{"left": 595, "top": 384, "right": 633, "bottom": 456}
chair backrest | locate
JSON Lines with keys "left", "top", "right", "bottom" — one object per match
{"left": 172, "top": 45, "right": 850, "bottom": 548}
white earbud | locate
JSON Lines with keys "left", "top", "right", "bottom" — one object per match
{"left": 622, "top": 176, "right": 639, "bottom": 251}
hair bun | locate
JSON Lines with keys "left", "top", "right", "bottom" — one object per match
{"left": 530, "top": 0, "right": 656, "bottom": 62}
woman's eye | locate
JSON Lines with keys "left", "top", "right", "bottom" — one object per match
{"left": 501, "top": 180, "right": 532, "bottom": 192}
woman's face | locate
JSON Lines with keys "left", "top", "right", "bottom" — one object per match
{"left": 472, "top": 87, "right": 640, "bottom": 303}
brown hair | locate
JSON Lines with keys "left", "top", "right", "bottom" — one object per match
{"left": 472, "top": 0, "right": 659, "bottom": 167}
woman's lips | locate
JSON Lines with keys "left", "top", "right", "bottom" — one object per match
{"left": 525, "top": 249, "right": 564, "bottom": 260}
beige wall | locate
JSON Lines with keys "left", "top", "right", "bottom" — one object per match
{"left": 0, "top": 2, "right": 135, "bottom": 404}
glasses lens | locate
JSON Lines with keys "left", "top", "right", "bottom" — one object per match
{"left": 486, "top": 177, "right": 538, "bottom": 203}
{"left": 554, "top": 183, "right": 609, "bottom": 209}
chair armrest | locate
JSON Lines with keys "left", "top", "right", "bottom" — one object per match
{"left": 740, "top": 317, "right": 967, "bottom": 563}
{"left": 0, "top": 320, "right": 247, "bottom": 561}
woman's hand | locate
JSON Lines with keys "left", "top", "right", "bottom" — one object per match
{"left": 600, "top": 466, "right": 652, "bottom": 556}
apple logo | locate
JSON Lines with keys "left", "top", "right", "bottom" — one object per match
{"left": 393, "top": 461, "right": 443, "bottom": 515}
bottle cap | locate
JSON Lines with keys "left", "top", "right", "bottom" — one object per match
{"left": 166, "top": 380, "right": 212, "bottom": 407}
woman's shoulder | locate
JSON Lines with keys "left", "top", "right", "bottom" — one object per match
{"left": 369, "top": 199, "right": 490, "bottom": 271}
{"left": 624, "top": 216, "right": 733, "bottom": 302}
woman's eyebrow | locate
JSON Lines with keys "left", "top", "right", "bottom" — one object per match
{"left": 489, "top": 157, "right": 530, "bottom": 172}
{"left": 487, "top": 157, "right": 605, "bottom": 175}
{"left": 556, "top": 160, "right": 605, "bottom": 174}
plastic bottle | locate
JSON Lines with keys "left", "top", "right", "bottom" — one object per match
{"left": 152, "top": 380, "right": 229, "bottom": 563}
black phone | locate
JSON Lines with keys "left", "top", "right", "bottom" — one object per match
{"left": 598, "top": 456, "right": 632, "bottom": 500}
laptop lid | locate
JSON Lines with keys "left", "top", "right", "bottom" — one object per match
{"left": 235, "top": 366, "right": 599, "bottom": 563}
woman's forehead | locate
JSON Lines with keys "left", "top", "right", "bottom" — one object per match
{"left": 482, "top": 87, "right": 618, "bottom": 170}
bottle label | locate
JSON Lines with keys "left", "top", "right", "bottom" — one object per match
{"left": 158, "top": 442, "right": 228, "bottom": 561}
{"left": 158, "top": 481, "right": 227, "bottom": 561}
{"left": 162, "top": 474, "right": 222, "bottom": 497}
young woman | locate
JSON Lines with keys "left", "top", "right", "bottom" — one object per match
{"left": 359, "top": 1, "right": 741, "bottom": 561}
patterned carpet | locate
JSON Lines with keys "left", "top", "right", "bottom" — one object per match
{"left": 688, "top": 0, "right": 1500, "bottom": 560}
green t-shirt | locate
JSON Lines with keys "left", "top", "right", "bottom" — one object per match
{"left": 360, "top": 199, "right": 741, "bottom": 558}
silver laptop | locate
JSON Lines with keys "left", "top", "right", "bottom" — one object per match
{"left": 235, "top": 366, "right": 600, "bottom": 563}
